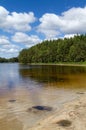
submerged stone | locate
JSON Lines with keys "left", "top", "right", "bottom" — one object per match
{"left": 57, "top": 119, "right": 72, "bottom": 127}
{"left": 32, "top": 105, "right": 52, "bottom": 111}
{"left": 8, "top": 99, "right": 16, "bottom": 103}
{"left": 27, "top": 105, "right": 53, "bottom": 113}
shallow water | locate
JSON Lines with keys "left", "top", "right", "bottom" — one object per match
{"left": 0, "top": 63, "right": 86, "bottom": 130}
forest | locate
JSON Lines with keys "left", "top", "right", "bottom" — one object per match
{"left": 1, "top": 35, "right": 86, "bottom": 64}
{"left": 18, "top": 34, "right": 86, "bottom": 64}
{"left": 0, "top": 57, "right": 18, "bottom": 63}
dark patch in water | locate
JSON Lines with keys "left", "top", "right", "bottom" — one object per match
{"left": 8, "top": 99, "right": 16, "bottom": 103}
{"left": 76, "top": 92, "right": 84, "bottom": 94}
{"left": 57, "top": 119, "right": 72, "bottom": 127}
{"left": 32, "top": 106, "right": 52, "bottom": 111}
{"left": 27, "top": 105, "right": 53, "bottom": 113}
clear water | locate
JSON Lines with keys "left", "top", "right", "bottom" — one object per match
{"left": 0, "top": 63, "right": 86, "bottom": 92}
{"left": 0, "top": 63, "right": 86, "bottom": 130}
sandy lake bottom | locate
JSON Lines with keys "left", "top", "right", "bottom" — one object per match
{"left": 0, "top": 87, "right": 86, "bottom": 130}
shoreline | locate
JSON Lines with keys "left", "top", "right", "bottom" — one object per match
{"left": 0, "top": 88, "right": 86, "bottom": 130}
{"left": 27, "top": 62, "right": 86, "bottom": 67}
{"left": 29, "top": 91, "right": 86, "bottom": 130}
{"left": 1, "top": 62, "right": 86, "bottom": 67}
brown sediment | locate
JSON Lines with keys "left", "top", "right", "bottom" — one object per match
{"left": 76, "top": 92, "right": 85, "bottom": 94}
{"left": 56, "top": 119, "right": 72, "bottom": 127}
{"left": 8, "top": 99, "right": 16, "bottom": 102}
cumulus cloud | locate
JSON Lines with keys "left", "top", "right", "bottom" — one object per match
{"left": 12, "top": 32, "right": 42, "bottom": 47}
{"left": 0, "top": 6, "right": 36, "bottom": 32}
{"left": 1, "top": 6, "right": 86, "bottom": 58}
{"left": 64, "top": 34, "right": 77, "bottom": 39}
{"left": 37, "top": 13, "right": 60, "bottom": 39}
{"left": 38, "top": 7, "right": 86, "bottom": 39}
{"left": 0, "top": 36, "right": 10, "bottom": 45}
{"left": 0, "top": 35, "right": 21, "bottom": 58}
{"left": 0, "top": 44, "right": 21, "bottom": 58}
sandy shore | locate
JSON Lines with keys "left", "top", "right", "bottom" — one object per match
{"left": 29, "top": 91, "right": 86, "bottom": 130}
{"left": 0, "top": 89, "right": 86, "bottom": 130}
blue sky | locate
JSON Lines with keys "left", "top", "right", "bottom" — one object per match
{"left": 0, "top": 0, "right": 86, "bottom": 58}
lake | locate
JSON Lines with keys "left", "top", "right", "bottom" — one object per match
{"left": 0, "top": 63, "right": 86, "bottom": 92}
{"left": 0, "top": 63, "right": 86, "bottom": 130}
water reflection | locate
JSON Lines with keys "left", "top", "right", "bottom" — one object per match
{"left": 19, "top": 65, "right": 86, "bottom": 89}
{"left": 0, "top": 63, "right": 86, "bottom": 91}
{"left": 0, "top": 63, "right": 20, "bottom": 94}
{"left": 0, "top": 63, "right": 86, "bottom": 130}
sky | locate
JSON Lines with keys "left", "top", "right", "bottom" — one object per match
{"left": 0, "top": 0, "right": 86, "bottom": 58}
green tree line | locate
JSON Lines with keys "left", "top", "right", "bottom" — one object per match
{"left": 0, "top": 57, "right": 18, "bottom": 63}
{"left": 18, "top": 34, "right": 86, "bottom": 64}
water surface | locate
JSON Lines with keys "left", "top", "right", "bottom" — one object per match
{"left": 0, "top": 63, "right": 86, "bottom": 92}
{"left": 0, "top": 63, "right": 86, "bottom": 130}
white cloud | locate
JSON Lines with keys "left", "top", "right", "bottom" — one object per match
{"left": 0, "top": 36, "right": 10, "bottom": 45}
{"left": 12, "top": 32, "right": 42, "bottom": 47}
{"left": 0, "top": 6, "right": 36, "bottom": 32}
{"left": 64, "top": 34, "right": 77, "bottom": 39}
{"left": 38, "top": 7, "right": 86, "bottom": 39}
{"left": 0, "top": 44, "right": 21, "bottom": 58}
{"left": 37, "top": 13, "right": 60, "bottom": 39}
{"left": 0, "top": 35, "right": 21, "bottom": 58}
{"left": 1, "top": 6, "right": 86, "bottom": 58}
{"left": 0, "top": 6, "right": 9, "bottom": 17}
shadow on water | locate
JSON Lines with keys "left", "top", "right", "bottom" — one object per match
{"left": 19, "top": 64, "right": 86, "bottom": 89}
